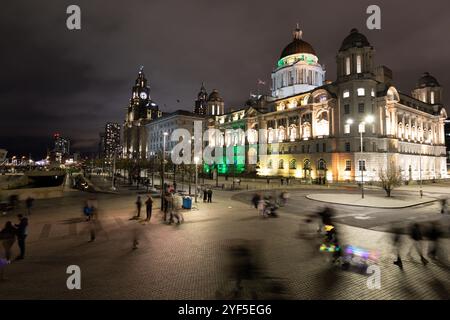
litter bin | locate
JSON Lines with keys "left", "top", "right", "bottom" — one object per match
{"left": 183, "top": 196, "right": 192, "bottom": 209}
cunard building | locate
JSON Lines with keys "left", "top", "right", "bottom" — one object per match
{"left": 122, "top": 67, "right": 162, "bottom": 159}
{"left": 208, "top": 27, "right": 447, "bottom": 182}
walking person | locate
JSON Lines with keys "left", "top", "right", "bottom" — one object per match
{"left": 440, "top": 198, "right": 447, "bottom": 214}
{"left": 426, "top": 222, "right": 442, "bottom": 260}
{"left": 135, "top": 195, "right": 142, "bottom": 218}
{"left": 207, "top": 188, "right": 213, "bottom": 203}
{"left": 258, "top": 198, "right": 266, "bottom": 218}
{"left": 203, "top": 188, "right": 208, "bottom": 203}
{"left": 14, "top": 214, "right": 28, "bottom": 260}
{"left": 25, "top": 197, "right": 34, "bottom": 216}
{"left": 251, "top": 193, "right": 261, "bottom": 209}
{"left": 408, "top": 223, "right": 429, "bottom": 265}
{"left": 392, "top": 227, "right": 404, "bottom": 269}
{"left": 0, "top": 221, "right": 17, "bottom": 262}
{"left": 145, "top": 195, "right": 153, "bottom": 222}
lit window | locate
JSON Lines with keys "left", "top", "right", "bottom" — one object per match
{"left": 357, "top": 88, "right": 365, "bottom": 96}
{"left": 371, "top": 89, "right": 375, "bottom": 97}
{"left": 344, "top": 124, "right": 351, "bottom": 134}
{"left": 343, "top": 90, "right": 350, "bottom": 98}
{"left": 345, "top": 160, "right": 351, "bottom": 171}
{"left": 431, "top": 91, "right": 435, "bottom": 104}
{"left": 356, "top": 55, "right": 362, "bottom": 73}
{"left": 345, "top": 57, "right": 351, "bottom": 75}
{"left": 278, "top": 159, "right": 284, "bottom": 169}
{"left": 358, "top": 160, "right": 366, "bottom": 171}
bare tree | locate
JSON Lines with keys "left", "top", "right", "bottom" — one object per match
{"left": 378, "top": 164, "right": 403, "bottom": 197}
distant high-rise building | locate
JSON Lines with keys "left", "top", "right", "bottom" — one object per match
{"left": 54, "top": 133, "right": 70, "bottom": 154}
{"left": 53, "top": 133, "right": 70, "bottom": 163}
{"left": 104, "top": 122, "right": 121, "bottom": 159}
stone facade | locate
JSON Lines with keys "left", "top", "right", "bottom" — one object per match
{"left": 208, "top": 28, "right": 447, "bottom": 182}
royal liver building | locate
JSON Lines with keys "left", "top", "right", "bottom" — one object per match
{"left": 209, "top": 27, "right": 447, "bottom": 182}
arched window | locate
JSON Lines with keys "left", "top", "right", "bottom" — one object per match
{"left": 267, "top": 159, "right": 272, "bottom": 169}
{"left": 398, "top": 122, "right": 403, "bottom": 139}
{"left": 289, "top": 159, "right": 297, "bottom": 169}
{"left": 268, "top": 128, "right": 274, "bottom": 143}
{"left": 302, "top": 123, "right": 311, "bottom": 139}
{"left": 318, "top": 159, "right": 327, "bottom": 170}
{"left": 278, "top": 126, "right": 286, "bottom": 141}
{"left": 289, "top": 125, "right": 297, "bottom": 141}
{"left": 315, "top": 111, "right": 329, "bottom": 137}
{"left": 278, "top": 159, "right": 284, "bottom": 169}
{"left": 303, "top": 159, "right": 311, "bottom": 170}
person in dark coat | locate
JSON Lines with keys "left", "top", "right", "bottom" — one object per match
{"left": 0, "top": 221, "right": 17, "bottom": 262}
{"left": 251, "top": 193, "right": 261, "bottom": 209}
{"left": 145, "top": 195, "right": 153, "bottom": 222}
{"left": 135, "top": 196, "right": 142, "bottom": 218}
{"left": 203, "top": 188, "right": 208, "bottom": 202}
{"left": 207, "top": 188, "right": 213, "bottom": 203}
{"left": 14, "top": 214, "right": 28, "bottom": 260}
{"left": 408, "top": 223, "right": 428, "bottom": 265}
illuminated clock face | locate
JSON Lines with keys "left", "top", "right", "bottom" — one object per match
{"left": 140, "top": 92, "right": 147, "bottom": 99}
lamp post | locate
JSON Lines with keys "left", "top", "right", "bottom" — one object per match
{"left": 419, "top": 138, "right": 423, "bottom": 198}
{"left": 111, "top": 149, "right": 116, "bottom": 191}
{"left": 347, "top": 115, "right": 374, "bottom": 199}
{"left": 194, "top": 156, "right": 199, "bottom": 203}
{"left": 161, "top": 132, "right": 168, "bottom": 210}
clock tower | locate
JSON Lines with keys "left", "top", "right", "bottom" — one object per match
{"left": 123, "top": 67, "right": 162, "bottom": 159}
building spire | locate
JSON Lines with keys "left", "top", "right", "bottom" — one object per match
{"left": 139, "top": 65, "right": 144, "bottom": 73}
{"left": 293, "top": 23, "right": 302, "bottom": 40}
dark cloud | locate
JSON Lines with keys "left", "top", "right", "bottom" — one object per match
{"left": 1, "top": 0, "right": 449, "bottom": 158}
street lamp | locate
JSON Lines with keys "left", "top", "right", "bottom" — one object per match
{"left": 347, "top": 115, "right": 374, "bottom": 199}
{"left": 111, "top": 149, "right": 117, "bottom": 191}
{"left": 161, "top": 132, "right": 168, "bottom": 210}
{"left": 194, "top": 156, "right": 199, "bottom": 203}
{"left": 419, "top": 137, "right": 423, "bottom": 198}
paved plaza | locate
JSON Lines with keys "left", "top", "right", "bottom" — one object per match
{"left": 0, "top": 179, "right": 449, "bottom": 299}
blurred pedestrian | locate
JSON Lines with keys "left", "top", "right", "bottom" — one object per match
{"left": 135, "top": 196, "right": 142, "bottom": 218}
{"left": 408, "top": 223, "right": 428, "bottom": 265}
{"left": 203, "top": 188, "right": 208, "bottom": 202}
{"left": 251, "top": 193, "right": 261, "bottom": 209}
{"left": 88, "top": 219, "right": 96, "bottom": 242}
{"left": 426, "top": 222, "right": 442, "bottom": 260}
{"left": 83, "top": 202, "right": 91, "bottom": 221}
{"left": 258, "top": 198, "right": 266, "bottom": 217}
{"left": 0, "top": 221, "right": 17, "bottom": 262}
{"left": 145, "top": 195, "right": 153, "bottom": 222}
{"left": 207, "top": 188, "right": 213, "bottom": 203}
{"left": 25, "top": 197, "right": 34, "bottom": 215}
{"left": 14, "top": 214, "right": 28, "bottom": 260}
{"left": 392, "top": 227, "right": 404, "bottom": 269}
{"left": 440, "top": 198, "right": 447, "bottom": 214}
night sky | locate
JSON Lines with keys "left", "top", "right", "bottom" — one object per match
{"left": 1, "top": 0, "right": 449, "bottom": 158}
